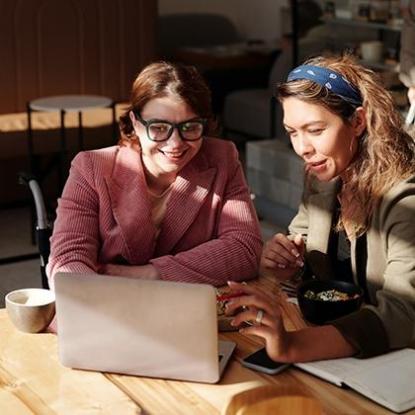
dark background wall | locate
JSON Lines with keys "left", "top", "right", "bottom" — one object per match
{"left": 0, "top": 0, "right": 157, "bottom": 114}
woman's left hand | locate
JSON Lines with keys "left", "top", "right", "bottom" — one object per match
{"left": 225, "top": 281, "right": 291, "bottom": 362}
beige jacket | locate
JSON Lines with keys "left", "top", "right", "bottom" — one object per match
{"left": 289, "top": 175, "right": 415, "bottom": 357}
{"left": 400, "top": 0, "right": 415, "bottom": 87}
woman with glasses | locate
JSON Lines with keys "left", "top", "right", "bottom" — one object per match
{"left": 47, "top": 61, "right": 262, "bottom": 286}
{"left": 225, "top": 55, "right": 415, "bottom": 361}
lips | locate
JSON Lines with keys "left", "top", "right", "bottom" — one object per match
{"left": 306, "top": 159, "right": 327, "bottom": 172}
{"left": 159, "top": 149, "right": 187, "bottom": 161}
{"left": 310, "top": 160, "right": 326, "bottom": 167}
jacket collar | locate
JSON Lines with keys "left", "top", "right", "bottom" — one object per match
{"left": 104, "top": 144, "right": 216, "bottom": 263}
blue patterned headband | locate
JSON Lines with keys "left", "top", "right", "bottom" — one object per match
{"left": 287, "top": 65, "right": 362, "bottom": 106}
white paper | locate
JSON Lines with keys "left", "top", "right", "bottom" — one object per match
{"left": 295, "top": 349, "right": 415, "bottom": 413}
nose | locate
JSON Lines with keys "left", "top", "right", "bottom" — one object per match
{"left": 293, "top": 133, "right": 313, "bottom": 158}
{"left": 166, "top": 127, "right": 183, "bottom": 146}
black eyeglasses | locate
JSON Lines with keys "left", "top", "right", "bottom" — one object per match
{"left": 134, "top": 112, "right": 207, "bottom": 142}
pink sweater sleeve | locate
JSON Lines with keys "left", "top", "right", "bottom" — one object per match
{"left": 46, "top": 152, "right": 99, "bottom": 287}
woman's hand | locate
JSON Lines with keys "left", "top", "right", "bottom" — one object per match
{"left": 259, "top": 233, "right": 305, "bottom": 281}
{"left": 99, "top": 263, "right": 160, "bottom": 280}
{"left": 225, "top": 281, "right": 292, "bottom": 362}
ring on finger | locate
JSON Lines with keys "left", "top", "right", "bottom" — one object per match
{"left": 255, "top": 309, "right": 264, "bottom": 325}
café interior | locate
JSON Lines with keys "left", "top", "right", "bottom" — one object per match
{"left": 0, "top": 1, "right": 413, "bottom": 414}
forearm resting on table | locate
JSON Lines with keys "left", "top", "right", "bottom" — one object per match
{"left": 285, "top": 325, "right": 357, "bottom": 362}
{"left": 100, "top": 263, "right": 160, "bottom": 280}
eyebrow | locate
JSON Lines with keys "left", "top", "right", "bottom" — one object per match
{"left": 284, "top": 121, "right": 326, "bottom": 130}
{"left": 141, "top": 116, "right": 201, "bottom": 124}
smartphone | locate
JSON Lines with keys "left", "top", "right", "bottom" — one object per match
{"left": 241, "top": 348, "right": 290, "bottom": 375}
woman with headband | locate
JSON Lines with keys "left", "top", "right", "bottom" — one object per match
{"left": 226, "top": 55, "right": 415, "bottom": 362}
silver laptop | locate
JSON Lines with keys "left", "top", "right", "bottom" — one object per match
{"left": 54, "top": 272, "right": 235, "bottom": 383}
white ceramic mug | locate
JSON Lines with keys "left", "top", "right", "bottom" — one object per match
{"left": 5, "top": 288, "right": 55, "bottom": 333}
{"left": 360, "top": 41, "right": 383, "bottom": 63}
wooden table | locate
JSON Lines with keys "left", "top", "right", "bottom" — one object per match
{"left": 1, "top": 276, "right": 412, "bottom": 414}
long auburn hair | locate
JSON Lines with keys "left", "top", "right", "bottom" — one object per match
{"left": 277, "top": 54, "right": 415, "bottom": 237}
{"left": 119, "top": 61, "right": 216, "bottom": 145}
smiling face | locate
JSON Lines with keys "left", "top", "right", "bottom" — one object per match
{"left": 282, "top": 97, "right": 366, "bottom": 182}
{"left": 131, "top": 95, "right": 203, "bottom": 187}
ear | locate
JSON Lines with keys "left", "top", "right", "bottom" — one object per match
{"left": 351, "top": 107, "right": 367, "bottom": 137}
{"left": 129, "top": 110, "right": 140, "bottom": 136}
{"left": 129, "top": 110, "right": 137, "bottom": 126}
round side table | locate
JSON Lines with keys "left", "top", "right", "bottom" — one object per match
{"left": 27, "top": 94, "right": 116, "bottom": 189}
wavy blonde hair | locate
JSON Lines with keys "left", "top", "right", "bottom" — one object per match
{"left": 277, "top": 54, "right": 415, "bottom": 237}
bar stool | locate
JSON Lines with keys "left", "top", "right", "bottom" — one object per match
{"left": 27, "top": 94, "right": 116, "bottom": 190}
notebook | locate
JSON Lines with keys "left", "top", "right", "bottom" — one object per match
{"left": 54, "top": 272, "right": 235, "bottom": 383}
{"left": 295, "top": 349, "right": 415, "bottom": 413}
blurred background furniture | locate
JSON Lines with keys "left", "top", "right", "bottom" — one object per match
{"left": 25, "top": 95, "right": 117, "bottom": 251}
{"left": 0, "top": 0, "right": 156, "bottom": 209}
{"left": 158, "top": 13, "right": 242, "bottom": 60}
{"left": 222, "top": 0, "right": 402, "bottom": 144}
{"left": 222, "top": 0, "right": 323, "bottom": 143}
{"left": 178, "top": 43, "right": 277, "bottom": 114}
{"left": 294, "top": 0, "right": 405, "bottom": 110}
{"left": 1, "top": 0, "right": 156, "bottom": 115}
{"left": 222, "top": 41, "right": 292, "bottom": 141}
{"left": 174, "top": 44, "right": 273, "bottom": 73}
{"left": 27, "top": 95, "right": 115, "bottom": 191}
{"left": 158, "top": 12, "right": 277, "bottom": 114}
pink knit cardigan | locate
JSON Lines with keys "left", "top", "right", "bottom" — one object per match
{"left": 47, "top": 138, "right": 262, "bottom": 286}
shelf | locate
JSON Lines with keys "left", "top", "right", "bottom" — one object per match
{"left": 322, "top": 17, "right": 402, "bottom": 32}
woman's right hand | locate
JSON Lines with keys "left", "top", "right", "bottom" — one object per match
{"left": 259, "top": 233, "right": 305, "bottom": 281}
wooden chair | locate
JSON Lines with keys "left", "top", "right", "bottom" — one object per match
{"left": 222, "top": 385, "right": 323, "bottom": 415}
